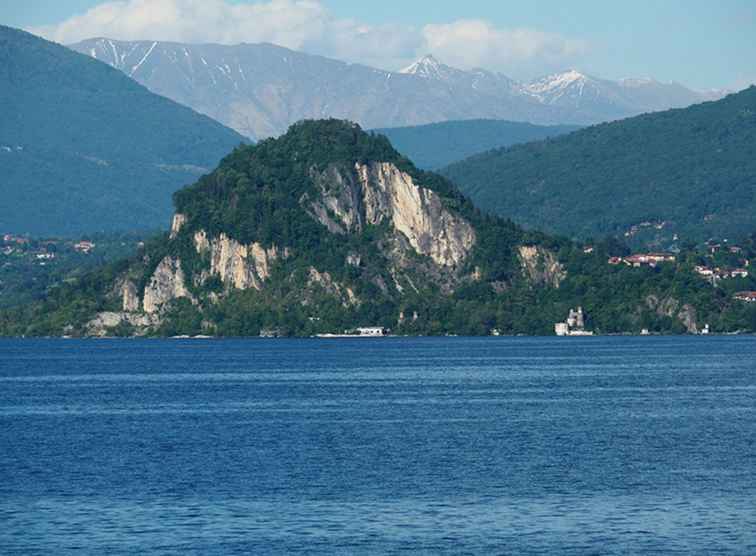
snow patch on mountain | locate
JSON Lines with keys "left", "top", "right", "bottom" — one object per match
{"left": 525, "top": 70, "right": 592, "bottom": 103}
{"left": 400, "top": 55, "right": 455, "bottom": 80}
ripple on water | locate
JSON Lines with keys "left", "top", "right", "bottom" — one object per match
{"left": 1, "top": 337, "right": 755, "bottom": 554}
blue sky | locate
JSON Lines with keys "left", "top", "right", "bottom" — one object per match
{"left": 2, "top": 0, "right": 754, "bottom": 89}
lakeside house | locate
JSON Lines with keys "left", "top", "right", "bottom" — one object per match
{"left": 555, "top": 307, "right": 594, "bottom": 336}
{"left": 356, "top": 327, "right": 389, "bottom": 337}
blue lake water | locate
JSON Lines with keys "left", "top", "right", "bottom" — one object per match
{"left": 1, "top": 336, "right": 755, "bottom": 554}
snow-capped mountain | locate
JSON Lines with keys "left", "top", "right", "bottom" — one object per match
{"left": 68, "top": 39, "right": 725, "bottom": 139}
{"left": 524, "top": 69, "right": 715, "bottom": 116}
{"left": 527, "top": 70, "right": 600, "bottom": 103}
{"left": 401, "top": 55, "right": 523, "bottom": 95}
{"left": 400, "top": 54, "right": 455, "bottom": 79}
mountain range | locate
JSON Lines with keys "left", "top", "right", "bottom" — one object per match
{"left": 0, "top": 25, "right": 246, "bottom": 236}
{"left": 443, "top": 86, "right": 756, "bottom": 244}
{"left": 69, "top": 39, "right": 724, "bottom": 139}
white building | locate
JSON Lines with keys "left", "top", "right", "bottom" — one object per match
{"left": 356, "top": 327, "right": 388, "bottom": 337}
{"left": 555, "top": 307, "right": 594, "bottom": 336}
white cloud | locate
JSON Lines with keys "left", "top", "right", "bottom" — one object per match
{"left": 422, "top": 20, "right": 588, "bottom": 75}
{"left": 30, "top": 0, "right": 587, "bottom": 77}
{"left": 31, "top": 0, "right": 331, "bottom": 48}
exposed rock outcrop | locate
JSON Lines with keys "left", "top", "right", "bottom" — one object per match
{"left": 85, "top": 311, "right": 159, "bottom": 337}
{"left": 306, "top": 165, "right": 363, "bottom": 234}
{"left": 357, "top": 162, "right": 476, "bottom": 268}
{"left": 193, "top": 231, "right": 285, "bottom": 291}
{"left": 308, "top": 162, "right": 476, "bottom": 268}
{"left": 518, "top": 245, "right": 565, "bottom": 288}
{"left": 142, "top": 256, "right": 193, "bottom": 313}
{"left": 121, "top": 280, "right": 140, "bottom": 312}
{"left": 645, "top": 295, "right": 699, "bottom": 333}
{"left": 170, "top": 213, "right": 188, "bottom": 239}
{"left": 305, "top": 267, "right": 360, "bottom": 307}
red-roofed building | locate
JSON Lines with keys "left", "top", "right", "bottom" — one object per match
{"left": 734, "top": 291, "right": 756, "bottom": 303}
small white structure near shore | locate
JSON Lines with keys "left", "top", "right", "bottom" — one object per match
{"left": 316, "top": 327, "right": 390, "bottom": 338}
{"left": 555, "top": 307, "right": 594, "bottom": 336}
{"left": 356, "top": 327, "right": 388, "bottom": 337}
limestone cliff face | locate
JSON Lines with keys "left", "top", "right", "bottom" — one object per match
{"left": 307, "top": 162, "right": 476, "bottom": 268}
{"left": 142, "top": 256, "right": 193, "bottom": 313}
{"left": 193, "top": 231, "right": 285, "bottom": 291}
{"left": 170, "top": 213, "right": 187, "bottom": 239}
{"left": 121, "top": 280, "right": 140, "bottom": 312}
{"left": 306, "top": 165, "right": 363, "bottom": 234}
{"left": 518, "top": 245, "right": 566, "bottom": 288}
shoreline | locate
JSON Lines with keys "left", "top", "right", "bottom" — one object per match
{"left": 1, "top": 332, "right": 754, "bottom": 340}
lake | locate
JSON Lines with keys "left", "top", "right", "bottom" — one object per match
{"left": 1, "top": 336, "right": 755, "bottom": 554}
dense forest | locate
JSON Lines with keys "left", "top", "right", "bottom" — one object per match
{"left": 1, "top": 120, "right": 754, "bottom": 337}
{"left": 443, "top": 86, "right": 756, "bottom": 244}
{"left": 0, "top": 25, "right": 246, "bottom": 236}
{"left": 375, "top": 119, "right": 579, "bottom": 169}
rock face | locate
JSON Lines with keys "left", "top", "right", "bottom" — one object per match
{"left": 170, "top": 213, "right": 188, "bottom": 239}
{"left": 518, "top": 246, "right": 565, "bottom": 288}
{"left": 193, "top": 231, "right": 285, "bottom": 290}
{"left": 121, "top": 280, "right": 140, "bottom": 312}
{"left": 645, "top": 295, "right": 699, "bottom": 333}
{"left": 305, "top": 267, "right": 360, "bottom": 307}
{"left": 308, "top": 162, "right": 476, "bottom": 268}
{"left": 142, "top": 256, "right": 193, "bottom": 313}
{"left": 85, "top": 311, "right": 158, "bottom": 337}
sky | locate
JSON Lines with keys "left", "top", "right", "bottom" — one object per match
{"left": 1, "top": 0, "right": 754, "bottom": 90}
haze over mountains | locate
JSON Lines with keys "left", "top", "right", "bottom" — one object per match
{"left": 376, "top": 120, "right": 581, "bottom": 170}
{"left": 0, "top": 26, "right": 246, "bottom": 236}
{"left": 69, "top": 39, "right": 724, "bottom": 139}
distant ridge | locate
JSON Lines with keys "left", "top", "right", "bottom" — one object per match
{"left": 374, "top": 120, "right": 581, "bottom": 169}
{"left": 69, "top": 38, "right": 723, "bottom": 139}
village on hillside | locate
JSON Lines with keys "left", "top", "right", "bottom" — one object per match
{"left": 604, "top": 238, "right": 755, "bottom": 306}
{"left": 0, "top": 233, "right": 145, "bottom": 308}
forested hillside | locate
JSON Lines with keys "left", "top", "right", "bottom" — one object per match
{"left": 2, "top": 121, "right": 753, "bottom": 337}
{"left": 443, "top": 87, "right": 756, "bottom": 244}
{"left": 0, "top": 26, "right": 246, "bottom": 236}
{"left": 374, "top": 120, "right": 580, "bottom": 169}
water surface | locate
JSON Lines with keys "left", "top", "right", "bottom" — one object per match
{"left": 1, "top": 337, "right": 755, "bottom": 554}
